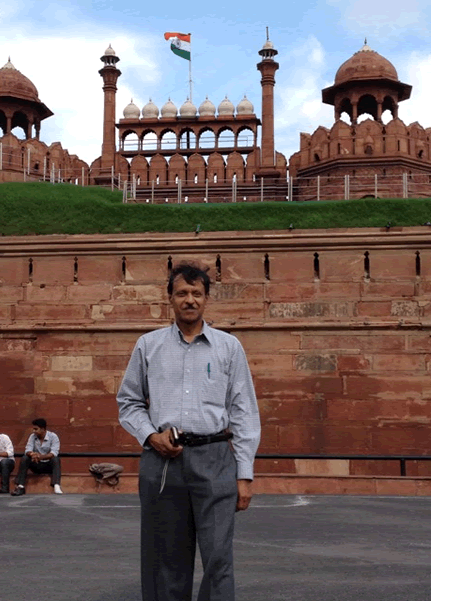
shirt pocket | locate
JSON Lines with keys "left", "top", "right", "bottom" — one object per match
{"left": 200, "top": 364, "right": 229, "bottom": 407}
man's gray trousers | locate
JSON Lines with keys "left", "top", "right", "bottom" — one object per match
{"left": 139, "top": 440, "right": 238, "bottom": 601}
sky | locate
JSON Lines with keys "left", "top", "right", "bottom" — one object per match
{"left": 0, "top": 0, "right": 431, "bottom": 165}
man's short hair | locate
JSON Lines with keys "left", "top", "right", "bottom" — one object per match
{"left": 167, "top": 262, "right": 210, "bottom": 296}
{"left": 32, "top": 418, "right": 47, "bottom": 430}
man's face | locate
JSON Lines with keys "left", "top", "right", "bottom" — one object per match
{"left": 32, "top": 425, "right": 46, "bottom": 439}
{"left": 169, "top": 275, "right": 208, "bottom": 327}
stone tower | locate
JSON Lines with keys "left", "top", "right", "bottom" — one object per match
{"left": 290, "top": 42, "right": 430, "bottom": 200}
{"left": 0, "top": 58, "right": 53, "bottom": 139}
{"left": 97, "top": 44, "right": 121, "bottom": 185}
{"left": 321, "top": 40, "right": 412, "bottom": 125}
{"left": 256, "top": 31, "right": 281, "bottom": 179}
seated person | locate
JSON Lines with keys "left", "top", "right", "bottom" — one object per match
{"left": 11, "top": 418, "right": 63, "bottom": 496}
{"left": 0, "top": 432, "right": 15, "bottom": 493}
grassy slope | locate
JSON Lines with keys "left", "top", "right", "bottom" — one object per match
{"left": 0, "top": 182, "right": 431, "bottom": 236}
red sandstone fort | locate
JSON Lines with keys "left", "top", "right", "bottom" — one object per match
{"left": 0, "top": 38, "right": 430, "bottom": 200}
{"left": 0, "top": 37, "right": 430, "bottom": 495}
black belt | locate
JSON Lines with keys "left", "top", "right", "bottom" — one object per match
{"left": 175, "top": 430, "right": 233, "bottom": 447}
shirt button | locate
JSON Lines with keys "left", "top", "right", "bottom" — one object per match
{"left": 186, "top": 390, "right": 189, "bottom": 394}
{"left": 184, "top": 412, "right": 188, "bottom": 415}
{"left": 187, "top": 369, "right": 190, "bottom": 373}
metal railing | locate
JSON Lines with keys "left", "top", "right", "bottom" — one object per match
{"left": 1, "top": 141, "right": 430, "bottom": 201}
{"left": 121, "top": 134, "right": 255, "bottom": 152}
{"left": 14, "top": 452, "right": 430, "bottom": 477}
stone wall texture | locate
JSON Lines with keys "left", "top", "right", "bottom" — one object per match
{"left": 0, "top": 227, "right": 431, "bottom": 477}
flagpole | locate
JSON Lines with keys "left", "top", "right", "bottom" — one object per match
{"left": 189, "top": 33, "right": 192, "bottom": 102}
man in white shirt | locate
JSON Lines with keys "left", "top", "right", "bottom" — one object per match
{"left": 11, "top": 418, "right": 63, "bottom": 496}
{"left": 0, "top": 432, "right": 15, "bottom": 493}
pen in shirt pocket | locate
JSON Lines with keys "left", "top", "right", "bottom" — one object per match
{"left": 207, "top": 363, "right": 211, "bottom": 379}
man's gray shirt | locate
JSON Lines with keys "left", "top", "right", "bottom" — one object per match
{"left": 117, "top": 322, "right": 261, "bottom": 480}
{"left": 24, "top": 431, "right": 60, "bottom": 461}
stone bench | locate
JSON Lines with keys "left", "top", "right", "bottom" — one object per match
{"left": 7, "top": 473, "right": 430, "bottom": 496}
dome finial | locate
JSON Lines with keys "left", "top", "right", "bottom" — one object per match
{"left": 266, "top": 26, "right": 270, "bottom": 41}
{"left": 364, "top": 37, "right": 367, "bottom": 45}
{"left": 2, "top": 56, "right": 16, "bottom": 70}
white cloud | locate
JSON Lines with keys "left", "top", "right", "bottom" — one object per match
{"left": 396, "top": 52, "right": 431, "bottom": 129}
{"left": 274, "top": 36, "right": 334, "bottom": 160}
{"left": 326, "top": 0, "right": 430, "bottom": 42}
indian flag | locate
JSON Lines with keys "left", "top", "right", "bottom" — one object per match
{"left": 164, "top": 32, "right": 191, "bottom": 60}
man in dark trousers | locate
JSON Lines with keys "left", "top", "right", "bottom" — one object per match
{"left": 11, "top": 418, "right": 63, "bottom": 495}
{"left": 117, "top": 262, "right": 261, "bottom": 601}
{"left": 0, "top": 431, "right": 15, "bottom": 493}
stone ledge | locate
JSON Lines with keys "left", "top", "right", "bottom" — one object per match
{"left": 0, "top": 320, "right": 431, "bottom": 333}
{"left": 8, "top": 473, "right": 430, "bottom": 496}
{"left": 0, "top": 227, "right": 431, "bottom": 256}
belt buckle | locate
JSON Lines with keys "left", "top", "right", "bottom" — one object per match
{"left": 179, "top": 432, "right": 193, "bottom": 446}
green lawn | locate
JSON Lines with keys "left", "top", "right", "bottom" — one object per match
{"left": 0, "top": 182, "right": 431, "bottom": 236}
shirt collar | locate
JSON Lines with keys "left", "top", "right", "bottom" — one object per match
{"left": 172, "top": 321, "right": 212, "bottom": 345}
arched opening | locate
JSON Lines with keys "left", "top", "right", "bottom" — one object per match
{"left": 218, "top": 128, "right": 234, "bottom": 148}
{"left": 237, "top": 127, "right": 254, "bottom": 147}
{"left": 122, "top": 131, "right": 139, "bottom": 151}
{"left": 180, "top": 129, "right": 196, "bottom": 150}
{"left": 11, "top": 111, "right": 28, "bottom": 139}
{"left": 0, "top": 110, "right": 7, "bottom": 135}
{"left": 142, "top": 130, "right": 158, "bottom": 151}
{"left": 381, "top": 96, "right": 396, "bottom": 123}
{"left": 314, "top": 153, "right": 321, "bottom": 162}
{"left": 161, "top": 130, "right": 177, "bottom": 150}
{"left": 357, "top": 94, "right": 377, "bottom": 122}
{"left": 199, "top": 129, "right": 215, "bottom": 149}
{"left": 338, "top": 98, "right": 352, "bottom": 122}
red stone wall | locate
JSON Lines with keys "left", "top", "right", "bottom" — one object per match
{"left": 0, "top": 228, "right": 430, "bottom": 476}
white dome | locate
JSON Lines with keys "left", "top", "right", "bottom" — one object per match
{"left": 2, "top": 57, "right": 15, "bottom": 69}
{"left": 236, "top": 95, "right": 254, "bottom": 115}
{"left": 180, "top": 98, "right": 197, "bottom": 117}
{"left": 218, "top": 95, "right": 234, "bottom": 116}
{"left": 123, "top": 99, "right": 140, "bottom": 119}
{"left": 262, "top": 39, "right": 274, "bottom": 50}
{"left": 142, "top": 98, "right": 159, "bottom": 118}
{"left": 104, "top": 44, "right": 116, "bottom": 56}
{"left": 161, "top": 98, "right": 177, "bottom": 118}
{"left": 199, "top": 96, "right": 215, "bottom": 116}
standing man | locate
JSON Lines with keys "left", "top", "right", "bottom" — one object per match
{"left": 11, "top": 418, "right": 63, "bottom": 496}
{"left": 0, "top": 431, "right": 15, "bottom": 493}
{"left": 117, "top": 262, "right": 261, "bottom": 601}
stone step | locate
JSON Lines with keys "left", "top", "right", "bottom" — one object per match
{"left": 7, "top": 473, "right": 430, "bottom": 496}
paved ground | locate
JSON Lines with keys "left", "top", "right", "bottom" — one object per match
{"left": 0, "top": 494, "right": 430, "bottom": 601}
